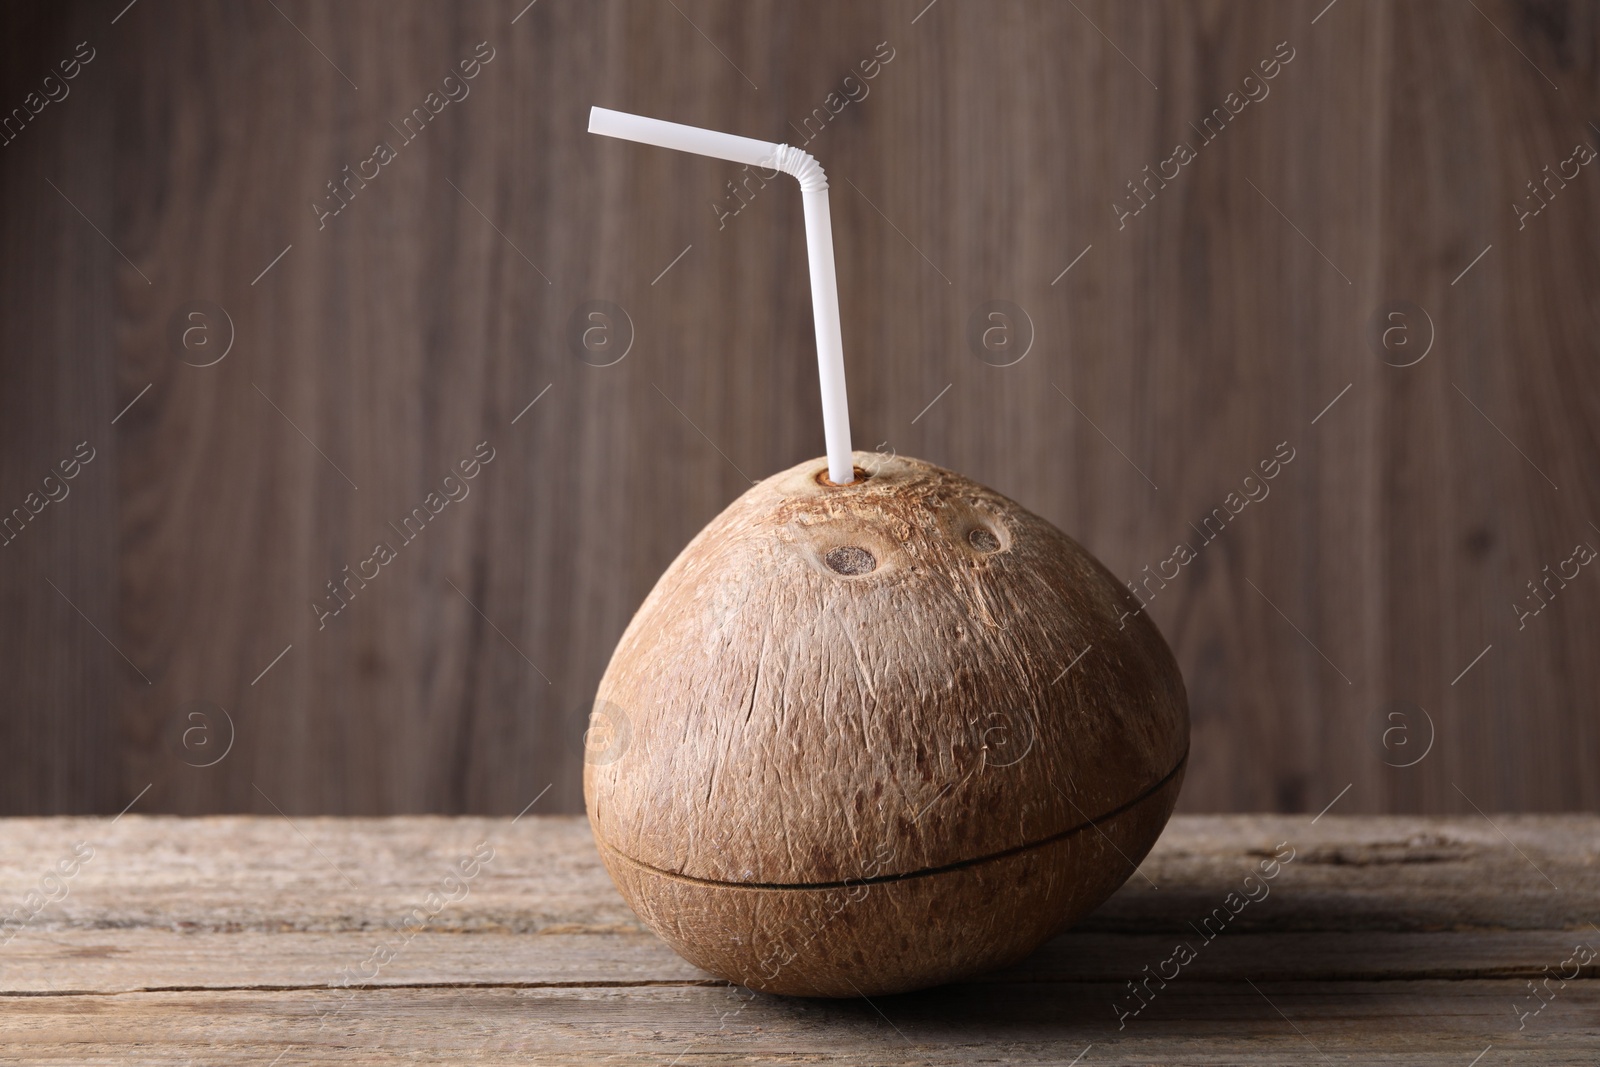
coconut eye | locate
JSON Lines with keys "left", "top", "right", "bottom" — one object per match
{"left": 824, "top": 545, "right": 877, "bottom": 576}
{"left": 968, "top": 527, "right": 1000, "bottom": 553}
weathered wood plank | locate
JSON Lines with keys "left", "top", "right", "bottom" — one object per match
{"left": 3, "top": 816, "right": 1594, "bottom": 1062}
{"left": 4, "top": 815, "right": 1594, "bottom": 935}
{"left": 4, "top": 928, "right": 1594, "bottom": 996}
{"left": 3, "top": 983, "right": 1596, "bottom": 1064}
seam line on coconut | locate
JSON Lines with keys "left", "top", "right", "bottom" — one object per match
{"left": 596, "top": 748, "right": 1189, "bottom": 892}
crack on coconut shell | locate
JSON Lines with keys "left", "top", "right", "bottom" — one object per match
{"left": 596, "top": 748, "right": 1188, "bottom": 891}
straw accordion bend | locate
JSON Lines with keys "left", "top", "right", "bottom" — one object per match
{"left": 765, "top": 143, "right": 829, "bottom": 192}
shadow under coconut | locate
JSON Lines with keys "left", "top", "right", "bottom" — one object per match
{"left": 719, "top": 865, "right": 1429, "bottom": 1048}
{"left": 715, "top": 929, "right": 1413, "bottom": 1056}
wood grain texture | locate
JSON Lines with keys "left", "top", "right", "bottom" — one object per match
{"left": 0, "top": 1, "right": 1596, "bottom": 816}
{"left": 2, "top": 814, "right": 1597, "bottom": 1063}
{"left": 0, "top": 5, "right": 121, "bottom": 816}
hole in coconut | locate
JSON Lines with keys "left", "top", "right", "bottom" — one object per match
{"left": 824, "top": 545, "right": 877, "bottom": 576}
{"left": 815, "top": 466, "right": 872, "bottom": 488}
{"left": 968, "top": 527, "right": 1001, "bottom": 553}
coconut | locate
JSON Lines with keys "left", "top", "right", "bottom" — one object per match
{"left": 584, "top": 451, "right": 1188, "bottom": 997}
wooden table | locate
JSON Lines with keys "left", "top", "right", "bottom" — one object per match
{"left": 3, "top": 814, "right": 1595, "bottom": 1064}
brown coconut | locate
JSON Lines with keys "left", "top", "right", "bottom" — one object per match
{"left": 584, "top": 452, "right": 1188, "bottom": 997}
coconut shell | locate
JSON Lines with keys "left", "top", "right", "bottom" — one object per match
{"left": 584, "top": 452, "right": 1188, "bottom": 997}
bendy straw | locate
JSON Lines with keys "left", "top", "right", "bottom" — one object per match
{"left": 588, "top": 106, "right": 855, "bottom": 485}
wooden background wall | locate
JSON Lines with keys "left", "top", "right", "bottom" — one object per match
{"left": 1, "top": 0, "right": 1596, "bottom": 816}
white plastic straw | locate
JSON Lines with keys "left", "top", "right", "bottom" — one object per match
{"left": 588, "top": 106, "right": 856, "bottom": 485}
